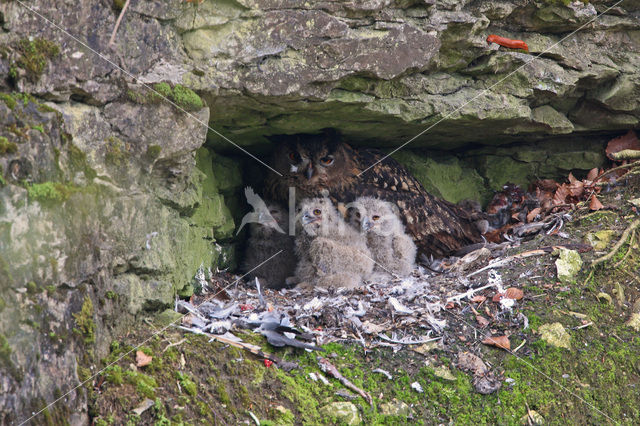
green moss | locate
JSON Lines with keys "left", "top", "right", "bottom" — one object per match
{"left": 153, "top": 82, "right": 172, "bottom": 98}
{"left": 170, "top": 84, "right": 203, "bottom": 111}
{"left": 14, "top": 38, "right": 60, "bottom": 82}
{"left": 176, "top": 372, "right": 197, "bottom": 397}
{"left": 72, "top": 296, "right": 95, "bottom": 345}
{"left": 215, "top": 383, "right": 231, "bottom": 405}
{"left": 26, "top": 281, "right": 39, "bottom": 294}
{"left": 105, "top": 365, "right": 124, "bottom": 385}
{"left": 105, "top": 136, "right": 128, "bottom": 167}
{"left": 27, "top": 182, "right": 73, "bottom": 203}
{"left": 31, "top": 124, "right": 44, "bottom": 133}
{"left": 0, "top": 334, "right": 22, "bottom": 381}
{"left": 0, "top": 93, "right": 16, "bottom": 110}
{"left": 128, "top": 83, "right": 203, "bottom": 111}
{"left": 0, "top": 255, "right": 13, "bottom": 286}
{"left": 125, "top": 371, "right": 158, "bottom": 399}
{"left": 105, "top": 291, "right": 117, "bottom": 300}
{"left": 0, "top": 136, "right": 17, "bottom": 155}
{"left": 146, "top": 144, "right": 162, "bottom": 160}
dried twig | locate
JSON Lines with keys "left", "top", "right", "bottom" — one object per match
{"left": 613, "top": 229, "right": 636, "bottom": 268}
{"left": 513, "top": 339, "right": 526, "bottom": 353}
{"left": 162, "top": 338, "right": 187, "bottom": 353}
{"left": 610, "top": 149, "right": 640, "bottom": 161}
{"left": 318, "top": 357, "right": 373, "bottom": 407}
{"left": 591, "top": 219, "right": 640, "bottom": 267}
{"left": 109, "top": 0, "right": 131, "bottom": 46}
{"left": 593, "top": 160, "right": 640, "bottom": 183}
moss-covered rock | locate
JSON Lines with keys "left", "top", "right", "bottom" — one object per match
{"left": 393, "top": 151, "right": 491, "bottom": 204}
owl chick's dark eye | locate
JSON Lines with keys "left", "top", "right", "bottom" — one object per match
{"left": 320, "top": 155, "right": 334, "bottom": 166}
{"left": 372, "top": 215, "right": 380, "bottom": 221}
{"left": 355, "top": 212, "right": 361, "bottom": 218}
{"left": 313, "top": 209, "right": 321, "bottom": 216}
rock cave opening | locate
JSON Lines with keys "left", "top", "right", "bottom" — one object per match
{"left": 205, "top": 127, "right": 618, "bottom": 278}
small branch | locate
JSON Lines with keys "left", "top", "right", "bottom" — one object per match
{"left": 593, "top": 160, "right": 640, "bottom": 183}
{"left": 610, "top": 149, "right": 640, "bottom": 161}
{"left": 109, "top": 0, "right": 131, "bottom": 46}
{"left": 162, "top": 338, "right": 187, "bottom": 353}
{"left": 513, "top": 339, "right": 526, "bottom": 353}
{"left": 613, "top": 229, "right": 636, "bottom": 268}
{"left": 591, "top": 219, "right": 640, "bottom": 267}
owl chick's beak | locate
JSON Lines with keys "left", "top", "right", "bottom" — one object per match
{"left": 305, "top": 163, "right": 314, "bottom": 180}
{"left": 362, "top": 217, "right": 373, "bottom": 231}
{"left": 301, "top": 212, "right": 320, "bottom": 225}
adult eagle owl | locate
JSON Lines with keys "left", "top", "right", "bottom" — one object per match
{"left": 264, "top": 132, "right": 482, "bottom": 258}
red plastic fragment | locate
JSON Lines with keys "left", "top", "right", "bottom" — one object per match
{"left": 487, "top": 34, "right": 529, "bottom": 51}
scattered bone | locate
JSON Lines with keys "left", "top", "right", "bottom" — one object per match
{"left": 372, "top": 368, "right": 393, "bottom": 380}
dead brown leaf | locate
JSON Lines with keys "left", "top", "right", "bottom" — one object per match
{"left": 505, "top": 287, "right": 524, "bottom": 300}
{"left": 136, "top": 350, "right": 152, "bottom": 367}
{"left": 553, "top": 185, "right": 569, "bottom": 205}
{"left": 568, "top": 180, "right": 584, "bottom": 198}
{"left": 476, "top": 315, "right": 490, "bottom": 328}
{"left": 492, "top": 293, "right": 504, "bottom": 302}
{"left": 482, "top": 335, "right": 511, "bottom": 350}
{"left": 526, "top": 207, "right": 541, "bottom": 223}
{"left": 471, "top": 295, "right": 486, "bottom": 303}
{"left": 589, "top": 195, "right": 604, "bottom": 211}
{"left": 586, "top": 167, "right": 599, "bottom": 181}
{"left": 457, "top": 352, "right": 488, "bottom": 375}
{"left": 606, "top": 130, "right": 640, "bottom": 160}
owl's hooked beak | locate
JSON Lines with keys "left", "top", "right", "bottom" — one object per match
{"left": 305, "top": 163, "right": 314, "bottom": 180}
{"left": 362, "top": 217, "right": 373, "bottom": 231}
{"left": 301, "top": 212, "right": 320, "bottom": 225}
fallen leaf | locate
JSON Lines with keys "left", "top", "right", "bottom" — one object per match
{"left": 136, "top": 350, "right": 152, "bottom": 367}
{"left": 476, "top": 315, "right": 490, "bottom": 328}
{"left": 526, "top": 207, "right": 542, "bottom": 223}
{"left": 471, "top": 295, "right": 486, "bottom": 303}
{"left": 606, "top": 130, "right": 640, "bottom": 160}
{"left": 492, "top": 293, "right": 504, "bottom": 302}
{"left": 568, "top": 172, "right": 579, "bottom": 184}
{"left": 482, "top": 335, "right": 511, "bottom": 350}
{"left": 568, "top": 180, "right": 584, "bottom": 197}
{"left": 586, "top": 167, "right": 599, "bottom": 181}
{"left": 457, "top": 352, "right": 488, "bottom": 375}
{"left": 504, "top": 287, "right": 524, "bottom": 300}
{"left": 589, "top": 195, "right": 604, "bottom": 211}
{"left": 445, "top": 301, "right": 456, "bottom": 309}
{"left": 553, "top": 185, "right": 569, "bottom": 205}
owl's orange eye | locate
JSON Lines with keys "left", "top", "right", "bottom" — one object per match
{"left": 313, "top": 209, "right": 321, "bottom": 216}
{"left": 320, "top": 156, "right": 334, "bottom": 166}
{"left": 372, "top": 215, "right": 380, "bottom": 221}
{"left": 288, "top": 152, "right": 297, "bottom": 161}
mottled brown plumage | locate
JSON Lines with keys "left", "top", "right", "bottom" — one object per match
{"left": 265, "top": 133, "right": 482, "bottom": 258}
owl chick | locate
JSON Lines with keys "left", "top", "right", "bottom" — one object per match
{"left": 295, "top": 197, "right": 374, "bottom": 289}
{"left": 348, "top": 197, "right": 416, "bottom": 277}
{"left": 242, "top": 202, "right": 297, "bottom": 289}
